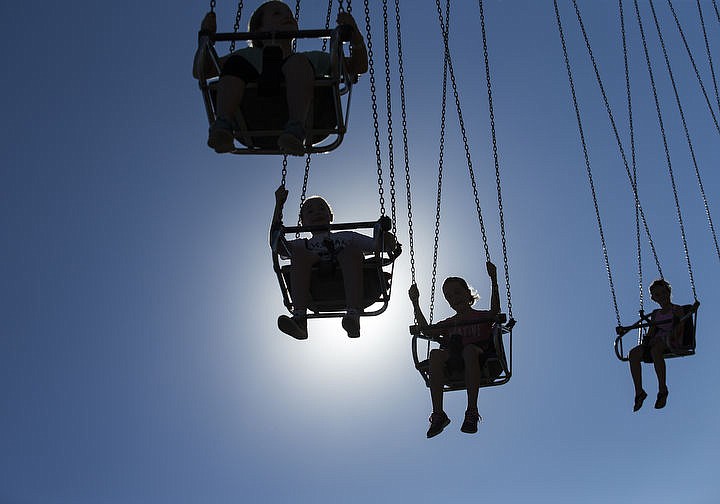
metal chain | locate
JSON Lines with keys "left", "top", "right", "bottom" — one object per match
{"left": 436, "top": 0, "right": 490, "bottom": 262}
{"left": 395, "top": 0, "right": 416, "bottom": 285}
{"left": 229, "top": 1, "right": 244, "bottom": 53}
{"left": 571, "top": 0, "right": 664, "bottom": 279}
{"left": 210, "top": 0, "right": 216, "bottom": 13}
{"left": 619, "top": 0, "right": 644, "bottom": 311}
{"left": 280, "top": 155, "right": 288, "bottom": 188}
{"left": 292, "top": 0, "right": 301, "bottom": 53}
{"left": 697, "top": 0, "right": 720, "bottom": 117}
{"left": 665, "top": 0, "right": 720, "bottom": 136}
{"left": 647, "top": 0, "right": 698, "bottom": 299}
{"left": 322, "top": 0, "right": 333, "bottom": 52}
{"left": 429, "top": 0, "right": 450, "bottom": 326}
{"left": 296, "top": 154, "right": 312, "bottom": 237}
{"left": 555, "top": 0, "right": 621, "bottom": 325}
{"left": 714, "top": 0, "right": 720, "bottom": 23}
{"left": 364, "top": 0, "right": 386, "bottom": 216}
{"left": 478, "top": 0, "right": 512, "bottom": 318}
{"left": 382, "top": 0, "right": 398, "bottom": 233}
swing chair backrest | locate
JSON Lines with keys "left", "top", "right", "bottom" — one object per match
{"left": 614, "top": 305, "right": 698, "bottom": 362}
{"left": 410, "top": 315, "right": 512, "bottom": 392}
{"left": 271, "top": 218, "right": 401, "bottom": 319}
{"left": 196, "top": 27, "right": 353, "bottom": 155}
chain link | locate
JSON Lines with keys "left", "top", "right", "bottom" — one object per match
{"left": 295, "top": 154, "right": 312, "bottom": 238}
{"left": 210, "top": 0, "right": 216, "bottom": 13}
{"left": 382, "top": 0, "right": 398, "bottom": 233}
{"left": 555, "top": 0, "right": 621, "bottom": 325}
{"left": 395, "top": 0, "right": 415, "bottom": 285}
{"left": 364, "top": 0, "right": 386, "bottom": 216}
{"left": 646, "top": 0, "right": 697, "bottom": 299}
{"left": 322, "top": 0, "right": 333, "bottom": 52}
{"left": 478, "top": 0, "right": 512, "bottom": 318}
{"left": 280, "top": 155, "right": 288, "bottom": 188}
{"left": 229, "top": 1, "right": 244, "bottom": 53}
{"left": 697, "top": 0, "right": 720, "bottom": 117}
{"left": 619, "top": 0, "right": 644, "bottom": 311}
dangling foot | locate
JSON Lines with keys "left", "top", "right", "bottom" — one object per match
{"left": 633, "top": 389, "right": 648, "bottom": 412}
{"left": 277, "top": 314, "right": 308, "bottom": 340}
{"left": 207, "top": 117, "right": 236, "bottom": 153}
{"left": 654, "top": 388, "right": 668, "bottom": 409}
{"left": 426, "top": 411, "right": 450, "bottom": 439}
{"left": 277, "top": 119, "right": 306, "bottom": 156}
{"left": 461, "top": 409, "right": 482, "bottom": 434}
{"left": 342, "top": 310, "right": 361, "bottom": 338}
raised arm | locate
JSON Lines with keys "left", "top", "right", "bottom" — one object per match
{"left": 193, "top": 12, "right": 220, "bottom": 80}
{"left": 336, "top": 12, "right": 368, "bottom": 80}
{"left": 270, "top": 185, "right": 288, "bottom": 247}
{"left": 408, "top": 284, "right": 430, "bottom": 330}
{"left": 487, "top": 261, "right": 500, "bottom": 315}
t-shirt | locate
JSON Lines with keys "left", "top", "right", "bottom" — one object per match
{"left": 439, "top": 309, "right": 494, "bottom": 348}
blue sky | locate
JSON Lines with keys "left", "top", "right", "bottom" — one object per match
{"left": 2, "top": 1, "right": 720, "bottom": 503}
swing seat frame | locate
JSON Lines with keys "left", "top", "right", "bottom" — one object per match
{"left": 270, "top": 217, "right": 401, "bottom": 319}
{"left": 614, "top": 305, "right": 698, "bottom": 362}
{"left": 195, "top": 26, "right": 354, "bottom": 155}
{"left": 410, "top": 315, "right": 514, "bottom": 392}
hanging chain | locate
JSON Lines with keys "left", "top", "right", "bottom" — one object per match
{"left": 322, "top": 0, "right": 333, "bottom": 51}
{"left": 619, "top": 0, "right": 644, "bottom": 311}
{"left": 571, "top": 0, "right": 664, "bottom": 280}
{"left": 364, "top": 0, "right": 386, "bottom": 216}
{"left": 665, "top": 0, "right": 720, "bottom": 136}
{"left": 714, "top": 0, "right": 720, "bottom": 23}
{"left": 229, "top": 1, "right": 244, "bottom": 53}
{"left": 295, "top": 154, "right": 312, "bottom": 238}
{"left": 646, "top": 0, "right": 697, "bottom": 299}
{"left": 210, "top": 0, "right": 216, "bottom": 13}
{"left": 436, "top": 0, "right": 490, "bottom": 262}
{"left": 478, "top": 0, "right": 512, "bottom": 318}
{"left": 382, "top": 0, "right": 398, "bottom": 233}
{"left": 280, "top": 155, "right": 288, "bottom": 188}
{"left": 429, "top": 1, "right": 450, "bottom": 326}
{"left": 395, "top": 0, "right": 415, "bottom": 284}
{"left": 697, "top": 0, "right": 720, "bottom": 117}
{"left": 555, "top": 0, "right": 622, "bottom": 325}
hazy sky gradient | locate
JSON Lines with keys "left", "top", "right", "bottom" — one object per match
{"left": 3, "top": 1, "right": 720, "bottom": 503}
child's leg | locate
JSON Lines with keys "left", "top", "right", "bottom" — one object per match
{"left": 289, "top": 242, "right": 320, "bottom": 311}
{"left": 216, "top": 76, "right": 247, "bottom": 121}
{"left": 337, "top": 243, "right": 364, "bottom": 311}
{"left": 628, "top": 345, "right": 645, "bottom": 395}
{"left": 429, "top": 349, "right": 449, "bottom": 414}
{"left": 649, "top": 340, "right": 668, "bottom": 392}
{"left": 282, "top": 54, "right": 314, "bottom": 126}
{"left": 462, "top": 345, "right": 483, "bottom": 412}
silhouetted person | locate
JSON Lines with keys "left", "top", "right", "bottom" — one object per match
{"left": 409, "top": 262, "right": 501, "bottom": 438}
{"left": 272, "top": 185, "right": 396, "bottom": 339}
{"left": 628, "top": 279, "right": 699, "bottom": 411}
{"left": 193, "top": 1, "right": 367, "bottom": 154}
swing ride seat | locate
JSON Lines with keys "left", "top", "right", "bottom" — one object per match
{"left": 271, "top": 217, "right": 401, "bottom": 319}
{"left": 410, "top": 315, "right": 513, "bottom": 392}
{"left": 195, "top": 26, "right": 354, "bottom": 155}
{"left": 614, "top": 304, "right": 698, "bottom": 362}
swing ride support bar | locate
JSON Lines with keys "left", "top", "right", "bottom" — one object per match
{"left": 281, "top": 218, "right": 391, "bottom": 235}
{"left": 208, "top": 27, "right": 353, "bottom": 43}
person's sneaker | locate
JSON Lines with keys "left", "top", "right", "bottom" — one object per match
{"left": 342, "top": 312, "right": 360, "bottom": 338}
{"left": 277, "top": 119, "right": 306, "bottom": 156}
{"left": 277, "top": 315, "right": 308, "bottom": 340}
{"left": 207, "top": 117, "right": 235, "bottom": 153}
{"left": 654, "top": 388, "right": 668, "bottom": 409}
{"left": 426, "top": 411, "right": 451, "bottom": 438}
{"left": 460, "top": 409, "right": 481, "bottom": 434}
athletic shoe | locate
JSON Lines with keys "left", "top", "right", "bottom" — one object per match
{"left": 427, "top": 411, "right": 451, "bottom": 438}
{"left": 277, "top": 315, "right": 308, "bottom": 340}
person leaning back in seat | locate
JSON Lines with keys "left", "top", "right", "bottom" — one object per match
{"left": 271, "top": 185, "right": 396, "bottom": 340}
{"left": 193, "top": 1, "right": 368, "bottom": 155}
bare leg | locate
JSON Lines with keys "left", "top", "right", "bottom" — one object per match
{"left": 336, "top": 244, "right": 364, "bottom": 311}
{"left": 628, "top": 345, "right": 644, "bottom": 396}
{"left": 429, "top": 349, "right": 449, "bottom": 414}
{"left": 289, "top": 243, "right": 320, "bottom": 311}
{"left": 282, "top": 54, "right": 314, "bottom": 125}
{"left": 463, "top": 345, "right": 483, "bottom": 412}
{"left": 650, "top": 340, "right": 668, "bottom": 392}
{"left": 216, "top": 75, "right": 247, "bottom": 121}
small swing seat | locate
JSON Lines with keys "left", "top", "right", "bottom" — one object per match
{"left": 614, "top": 303, "right": 698, "bottom": 362}
{"left": 271, "top": 217, "right": 401, "bottom": 319}
{"left": 196, "top": 27, "right": 353, "bottom": 155}
{"left": 411, "top": 316, "right": 513, "bottom": 392}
